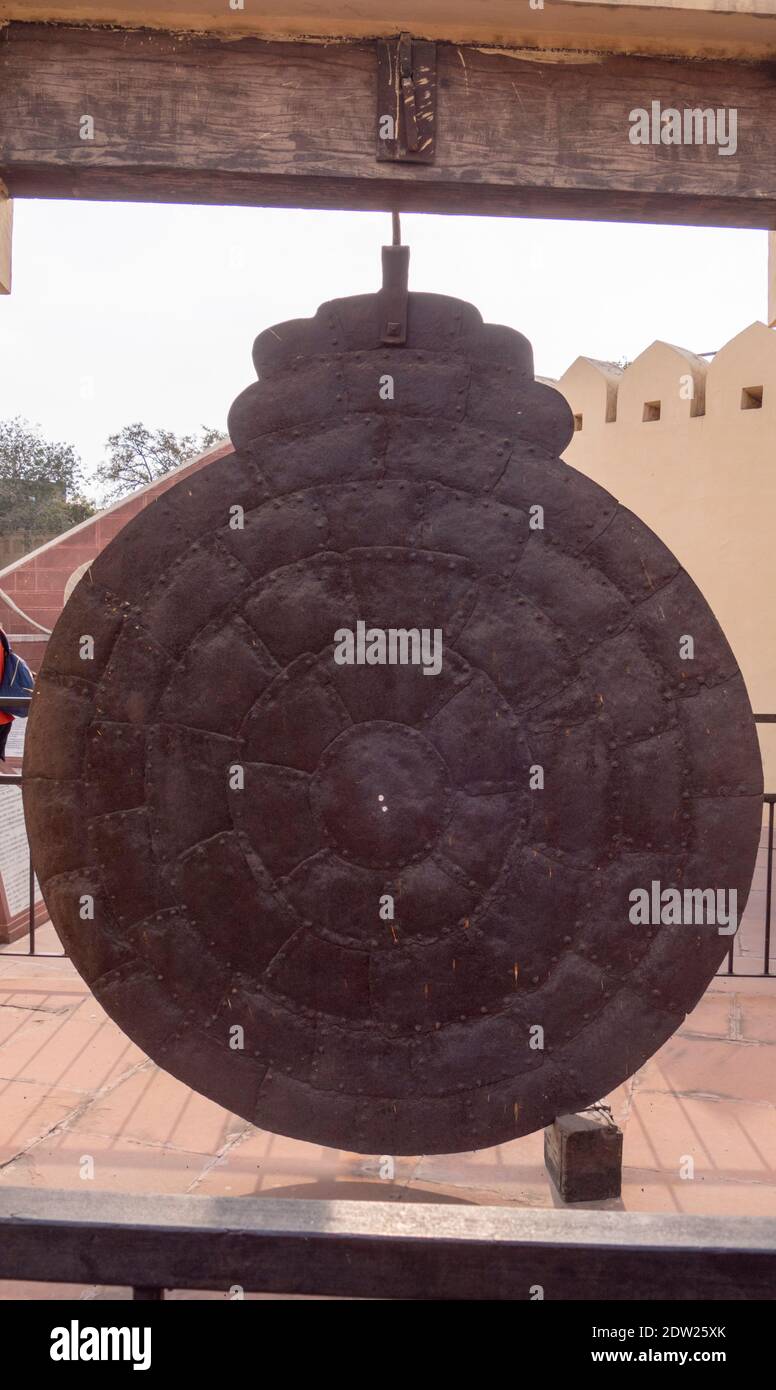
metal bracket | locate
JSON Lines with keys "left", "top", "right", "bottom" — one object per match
{"left": 379, "top": 242, "right": 410, "bottom": 346}
{"left": 376, "top": 33, "right": 437, "bottom": 164}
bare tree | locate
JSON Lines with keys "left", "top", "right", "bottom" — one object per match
{"left": 95, "top": 422, "right": 224, "bottom": 504}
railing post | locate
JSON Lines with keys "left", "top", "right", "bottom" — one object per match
{"left": 765, "top": 798, "right": 774, "bottom": 977}
{"left": 28, "top": 847, "right": 35, "bottom": 956}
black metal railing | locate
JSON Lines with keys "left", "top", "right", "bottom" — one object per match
{"left": 718, "top": 789, "right": 774, "bottom": 978}
{"left": 1, "top": 699, "right": 775, "bottom": 975}
{"left": 0, "top": 693, "right": 65, "bottom": 959}
{"left": 0, "top": 769, "right": 63, "bottom": 959}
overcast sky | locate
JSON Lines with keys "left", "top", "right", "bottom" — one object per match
{"left": 0, "top": 199, "right": 767, "bottom": 489}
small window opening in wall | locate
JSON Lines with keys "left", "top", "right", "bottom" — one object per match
{"left": 573, "top": 413, "right": 583, "bottom": 432}
{"left": 741, "top": 385, "right": 763, "bottom": 410}
{"left": 643, "top": 400, "right": 661, "bottom": 422}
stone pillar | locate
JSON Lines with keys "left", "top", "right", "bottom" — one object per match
{"left": 0, "top": 190, "right": 11, "bottom": 295}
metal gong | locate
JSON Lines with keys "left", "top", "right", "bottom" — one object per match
{"left": 23, "top": 274, "right": 763, "bottom": 1155}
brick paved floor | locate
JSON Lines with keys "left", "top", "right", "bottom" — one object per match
{"left": 0, "top": 918, "right": 773, "bottom": 1298}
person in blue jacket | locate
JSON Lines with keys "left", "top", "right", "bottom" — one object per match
{"left": 0, "top": 626, "right": 35, "bottom": 760}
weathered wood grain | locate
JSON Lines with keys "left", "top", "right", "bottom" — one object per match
{"left": 4, "top": 1, "right": 776, "bottom": 63}
{"left": 1, "top": 24, "right": 776, "bottom": 226}
{"left": 2, "top": 1188, "right": 776, "bottom": 1299}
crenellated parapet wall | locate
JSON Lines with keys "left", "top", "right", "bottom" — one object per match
{"left": 554, "top": 322, "right": 776, "bottom": 781}
{"left": 559, "top": 323, "right": 776, "bottom": 433}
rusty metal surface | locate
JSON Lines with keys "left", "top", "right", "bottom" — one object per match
{"left": 375, "top": 34, "right": 437, "bottom": 164}
{"left": 23, "top": 290, "right": 763, "bottom": 1155}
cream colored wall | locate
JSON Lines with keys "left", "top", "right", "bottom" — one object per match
{"left": 556, "top": 323, "right": 776, "bottom": 785}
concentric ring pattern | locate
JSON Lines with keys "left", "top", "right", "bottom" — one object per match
{"left": 22, "top": 291, "right": 763, "bottom": 1154}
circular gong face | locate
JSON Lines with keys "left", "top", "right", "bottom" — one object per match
{"left": 23, "top": 291, "right": 763, "bottom": 1155}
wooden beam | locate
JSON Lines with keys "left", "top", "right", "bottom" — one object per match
{"left": 2, "top": 24, "right": 776, "bottom": 228}
{"left": 0, "top": 191, "right": 11, "bottom": 294}
{"left": 2, "top": 1187, "right": 776, "bottom": 1299}
{"left": 4, "top": 2, "right": 776, "bottom": 63}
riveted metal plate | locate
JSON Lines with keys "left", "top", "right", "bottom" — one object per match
{"left": 23, "top": 289, "right": 763, "bottom": 1155}
{"left": 376, "top": 34, "right": 437, "bottom": 165}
